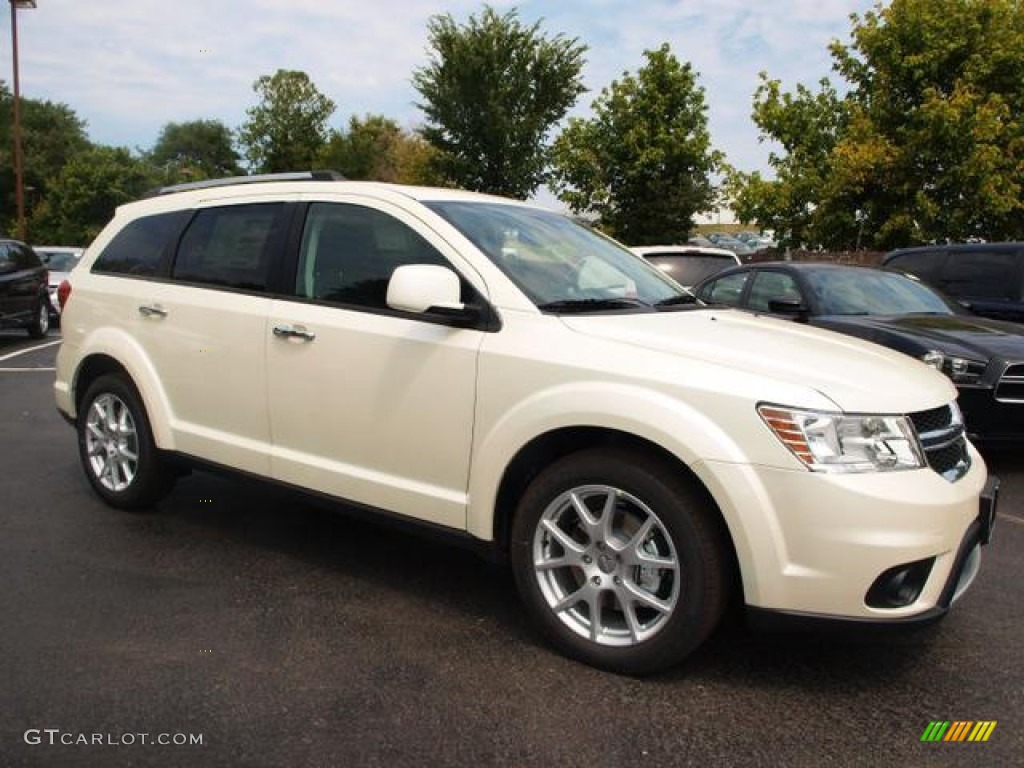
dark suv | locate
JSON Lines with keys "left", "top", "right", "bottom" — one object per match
{"left": 0, "top": 238, "right": 50, "bottom": 337}
{"left": 884, "top": 243, "right": 1024, "bottom": 323}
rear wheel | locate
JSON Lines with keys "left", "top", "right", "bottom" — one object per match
{"left": 77, "top": 374, "right": 174, "bottom": 510}
{"left": 510, "top": 448, "right": 730, "bottom": 675}
{"left": 26, "top": 298, "right": 49, "bottom": 338}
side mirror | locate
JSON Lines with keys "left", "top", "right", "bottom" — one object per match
{"left": 387, "top": 264, "right": 467, "bottom": 315}
{"left": 768, "top": 297, "right": 810, "bottom": 321}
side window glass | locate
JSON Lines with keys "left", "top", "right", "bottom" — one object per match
{"left": 943, "top": 251, "right": 1019, "bottom": 300}
{"left": 172, "top": 204, "right": 283, "bottom": 292}
{"left": 702, "top": 272, "right": 749, "bottom": 306}
{"left": 748, "top": 272, "right": 802, "bottom": 312}
{"left": 92, "top": 210, "right": 190, "bottom": 277}
{"left": 295, "top": 203, "right": 449, "bottom": 310}
{"left": 13, "top": 244, "right": 39, "bottom": 269}
{"left": 0, "top": 244, "right": 13, "bottom": 275}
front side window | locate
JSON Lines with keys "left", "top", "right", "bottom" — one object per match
{"left": 295, "top": 203, "right": 449, "bottom": 309}
{"left": 426, "top": 202, "right": 685, "bottom": 311}
{"left": 748, "top": 271, "right": 802, "bottom": 312}
{"left": 92, "top": 211, "right": 190, "bottom": 277}
{"left": 171, "top": 204, "right": 282, "bottom": 291}
{"left": 700, "top": 272, "right": 749, "bottom": 306}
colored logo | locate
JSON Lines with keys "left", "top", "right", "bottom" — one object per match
{"left": 921, "top": 721, "right": 996, "bottom": 742}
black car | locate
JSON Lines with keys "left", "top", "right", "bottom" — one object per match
{"left": 883, "top": 242, "right": 1024, "bottom": 323}
{"left": 694, "top": 261, "right": 1024, "bottom": 442}
{"left": 0, "top": 238, "right": 50, "bottom": 338}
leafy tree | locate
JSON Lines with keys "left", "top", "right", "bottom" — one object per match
{"left": 728, "top": 75, "right": 848, "bottom": 248}
{"left": 318, "top": 114, "right": 445, "bottom": 185}
{"left": 550, "top": 44, "right": 722, "bottom": 244}
{"left": 237, "top": 70, "right": 336, "bottom": 173}
{"left": 149, "top": 119, "right": 243, "bottom": 183}
{"left": 0, "top": 81, "right": 92, "bottom": 237}
{"left": 412, "top": 5, "right": 586, "bottom": 197}
{"left": 737, "top": 0, "right": 1024, "bottom": 249}
{"left": 29, "top": 147, "right": 157, "bottom": 245}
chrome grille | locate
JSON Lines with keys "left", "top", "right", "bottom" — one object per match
{"left": 995, "top": 363, "right": 1024, "bottom": 403}
{"left": 908, "top": 404, "right": 970, "bottom": 482}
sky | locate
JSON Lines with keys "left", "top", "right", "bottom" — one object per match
{"left": 3, "top": 0, "right": 877, "bottom": 187}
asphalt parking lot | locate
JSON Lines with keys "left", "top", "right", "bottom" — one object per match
{"left": 1, "top": 332, "right": 1022, "bottom": 768}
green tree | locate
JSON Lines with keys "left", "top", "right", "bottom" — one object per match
{"left": 149, "top": 119, "right": 243, "bottom": 183}
{"left": 412, "top": 5, "right": 586, "bottom": 197}
{"left": 237, "top": 70, "right": 336, "bottom": 173}
{"left": 0, "top": 81, "right": 92, "bottom": 237}
{"left": 737, "top": 0, "right": 1024, "bottom": 249}
{"left": 29, "top": 147, "right": 157, "bottom": 245}
{"left": 550, "top": 44, "right": 722, "bottom": 244}
{"left": 318, "top": 114, "right": 445, "bottom": 185}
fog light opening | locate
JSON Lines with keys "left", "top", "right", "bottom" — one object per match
{"left": 866, "top": 558, "right": 935, "bottom": 609}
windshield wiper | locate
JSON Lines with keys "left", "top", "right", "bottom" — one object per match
{"left": 537, "top": 297, "right": 652, "bottom": 313}
{"left": 654, "top": 294, "right": 698, "bottom": 307}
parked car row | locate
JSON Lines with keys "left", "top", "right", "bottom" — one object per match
{"left": 0, "top": 239, "right": 83, "bottom": 337}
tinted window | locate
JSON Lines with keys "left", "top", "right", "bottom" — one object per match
{"left": 646, "top": 254, "right": 737, "bottom": 286}
{"left": 700, "top": 272, "right": 749, "bottom": 305}
{"left": 941, "top": 250, "right": 1019, "bottom": 300}
{"left": 172, "top": 204, "right": 283, "bottom": 292}
{"left": 12, "top": 244, "right": 41, "bottom": 270}
{"left": 295, "top": 203, "right": 449, "bottom": 309}
{"left": 805, "top": 269, "right": 953, "bottom": 315}
{"left": 748, "top": 271, "right": 802, "bottom": 312}
{"left": 0, "top": 244, "right": 13, "bottom": 275}
{"left": 886, "top": 250, "right": 944, "bottom": 282}
{"left": 92, "top": 211, "right": 190, "bottom": 277}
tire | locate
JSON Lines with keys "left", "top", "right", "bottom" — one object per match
{"left": 510, "top": 447, "right": 730, "bottom": 675}
{"left": 77, "top": 374, "right": 174, "bottom": 510}
{"left": 26, "top": 297, "right": 49, "bottom": 339}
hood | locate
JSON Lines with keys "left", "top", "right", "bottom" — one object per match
{"left": 815, "top": 313, "right": 1024, "bottom": 361}
{"left": 561, "top": 308, "right": 955, "bottom": 414}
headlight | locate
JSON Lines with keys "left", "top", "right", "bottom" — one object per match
{"left": 759, "top": 405, "right": 925, "bottom": 473}
{"left": 921, "top": 350, "right": 985, "bottom": 384}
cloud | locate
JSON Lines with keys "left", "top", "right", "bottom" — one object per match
{"left": 9, "top": 0, "right": 875, "bottom": 172}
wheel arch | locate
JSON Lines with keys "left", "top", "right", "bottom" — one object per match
{"left": 69, "top": 335, "right": 176, "bottom": 450}
{"left": 488, "top": 426, "right": 742, "bottom": 602}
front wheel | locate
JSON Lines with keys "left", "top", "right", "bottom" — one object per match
{"left": 510, "top": 448, "right": 731, "bottom": 675}
{"left": 77, "top": 374, "right": 174, "bottom": 510}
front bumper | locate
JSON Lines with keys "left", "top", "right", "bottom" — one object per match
{"left": 749, "top": 474, "right": 998, "bottom": 632}
{"left": 696, "top": 450, "right": 993, "bottom": 623}
{"left": 958, "top": 384, "right": 1024, "bottom": 442}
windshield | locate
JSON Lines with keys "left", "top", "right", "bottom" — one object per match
{"left": 426, "top": 201, "right": 688, "bottom": 311}
{"left": 805, "top": 269, "right": 957, "bottom": 316}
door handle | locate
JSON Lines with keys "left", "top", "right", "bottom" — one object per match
{"left": 273, "top": 324, "right": 316, "bottom": 342}
{"left": 138, "top": 304, "right": 168, "bottom": 318}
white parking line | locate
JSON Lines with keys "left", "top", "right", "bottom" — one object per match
{"left": 0, "top": 367, "right": 56, "bottom": 372}
{"left": 1002, "top": 513, "right": 1024, "bottom": 526}
{"left": 0, "top": 338, "right": 62, "bottom": 363}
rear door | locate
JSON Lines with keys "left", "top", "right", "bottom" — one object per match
{"left": 124, "top": 199, "right": 290, "bottom": 474}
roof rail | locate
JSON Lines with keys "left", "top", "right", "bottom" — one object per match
{"left": 144, "top": 170, "right": 346, "bottom": 198}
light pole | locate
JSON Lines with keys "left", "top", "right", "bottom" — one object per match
{"left": 10, "top": 0, "right": 37, "bottom": 242}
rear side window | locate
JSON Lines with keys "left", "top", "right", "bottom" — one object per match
{"left": 887, "top": 249, "right": 944, "bottom": 282}
{"left": 171, "top": 204, "right": 284, "bottom": 292}
{"left": 93, "top": 211, "right": 191, "bottom": 278}
{"left": 92, "top": 211, "right": 190, "bottom": 277}
{"left": 942, "top": 250, "right": 1020, "bottom": 300}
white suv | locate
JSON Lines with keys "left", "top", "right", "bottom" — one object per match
{"left": 55, "top": 173, "right": 998, "bottom": 674}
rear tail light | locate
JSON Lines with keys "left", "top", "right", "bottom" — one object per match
{"left": 58, "top": 279, "right": 72, "bottom": 311}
